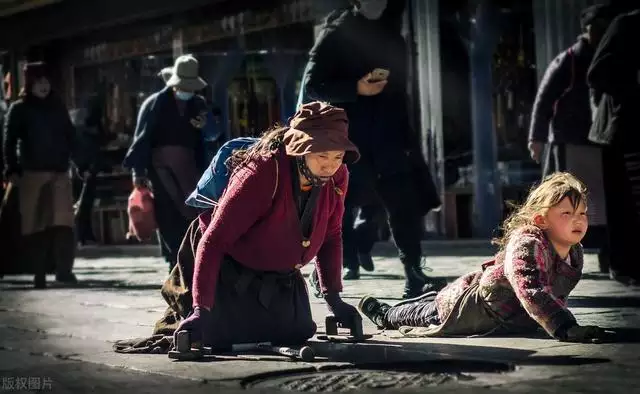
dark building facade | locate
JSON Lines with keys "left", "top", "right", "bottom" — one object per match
{"left": 0, "top": 0, "right": 316, "bottom": 244}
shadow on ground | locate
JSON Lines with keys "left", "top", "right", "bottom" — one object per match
{"left": 0, "top": 278, "right": 161, "bottom": 292}
{"left": 568, "top": 296, "right": 640, "bottom": 308}
{"left": 372, "top": 246, "right": 496, "bottom": 258}
{"left": 580, "top": 273, "right": 616, "bottom": 281}
{"left": 597, "top": 327, "right": 640, "bottom": 343}
{"left": 161, "top": 339, "right": 533, "bottom": 369}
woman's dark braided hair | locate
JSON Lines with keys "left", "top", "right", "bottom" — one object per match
{"left": 225, "top": 124, "right": 287, "bottom": 171}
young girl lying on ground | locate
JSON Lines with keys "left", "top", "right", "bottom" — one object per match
{"left": 358, "top": 172, "right": 611, "bottom": 343}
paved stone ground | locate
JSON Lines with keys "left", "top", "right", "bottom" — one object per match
{"left": 0, "top": 244, "right": 639, "bottom": 393}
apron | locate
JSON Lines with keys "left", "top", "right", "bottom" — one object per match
{"left": 18, "top": 171, "right": 74, "bottom": 235}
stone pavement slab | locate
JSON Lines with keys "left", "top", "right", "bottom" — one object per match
{"left": 1, "top": 249, "right": 639, "bottom": 393}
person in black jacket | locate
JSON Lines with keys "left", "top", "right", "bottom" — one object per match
{"left": 527, "top": 4, "right": 614, "bottom": 270}
{"left": 3, "top": 62, "right": 77, "bottom": 288}
{"left": 587, "top": 6, "right": 640, "bottom": 285}
{"left": 73, "top": 81, "right": 116, "bottom": 245}
{"left": 300, "top": 0, "right": 445, "bottom": 299}
{"left": 528, "top": 4, "right": 613, "bottom": 169}
{"left": 123, "top": 55, "right": 209, "bottom": 271}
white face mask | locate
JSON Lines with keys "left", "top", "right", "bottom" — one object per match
{"left": 358, "top": 0, "right": 388, "bottom": 20}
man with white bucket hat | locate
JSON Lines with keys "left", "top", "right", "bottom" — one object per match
{"left": 123, "top": 55, "right": 209, "bottom": 270}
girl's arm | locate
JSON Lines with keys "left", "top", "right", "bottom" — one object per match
{"left": 192, "top": 157, "right": 276, "bottom": 310}
{"left": 503, "top": 231, "right": 577, "bottom": 338}
{"left": 315, "top": 165, "right": 349, "bottom": 295}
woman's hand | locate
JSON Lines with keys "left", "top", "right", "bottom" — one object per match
{"left": 174, "top": 306, "right": 213, "bottom": 347}
{"left": 325, "top": 293, "right": 362, "bottom": 328}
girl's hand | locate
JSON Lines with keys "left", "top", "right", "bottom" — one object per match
{"left": 561, "top": 324, "right": 614, "bottom": 343}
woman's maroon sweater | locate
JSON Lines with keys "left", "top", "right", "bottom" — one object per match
{"left": 192, "top": 150, "right": 348, "bottom": 309}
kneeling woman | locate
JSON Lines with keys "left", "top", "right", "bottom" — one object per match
{"left": 176, "top": 102, "right": 362, "bottom": 347}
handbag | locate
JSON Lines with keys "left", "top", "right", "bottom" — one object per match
{"left": 127, "top": 186, "right": 157, "bottom": 241}
{"left": 588, "top": 93, "right": 615, "bottom": 146}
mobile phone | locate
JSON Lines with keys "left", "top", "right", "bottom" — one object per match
{"left": 369, "top": 68, "right": 390, "bottom": 82}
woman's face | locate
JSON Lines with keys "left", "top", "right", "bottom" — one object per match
{"left": 305, "top": 151, "right": 345, "bottom": 181}
{"left": 31, "top": 77, "right": 51, "bottom": 99}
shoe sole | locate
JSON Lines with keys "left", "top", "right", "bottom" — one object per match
{"left": 357, "top": 295, "right": 376, "bottom": 314}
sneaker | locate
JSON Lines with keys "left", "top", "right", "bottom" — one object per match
{"left": 358, "top": 295, "right": 391, "bottom": 328}
{"left": 358, "top": 252, "right": 375, "bottom": 272}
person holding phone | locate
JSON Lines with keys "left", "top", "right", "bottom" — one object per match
{"left": 299, "top": 0, "right": 445, "bottom": 299}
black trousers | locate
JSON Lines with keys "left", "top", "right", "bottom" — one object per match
{"left": 342, "top": 198, "right": 386, "bottom": 269}
{"left": 75, "top": 169, "right": 98, "bottom": 242}
{"left": 149, "top": 172, "right": 194, "bottom": 268}
{"left": 385, "top": 297, "right": 440, "bottom": 329}
{"left": 602, "top": 146, "right": 640, "bottom": 278}
{"left": 343, "top": 171, "right": 423, "bottom": 270}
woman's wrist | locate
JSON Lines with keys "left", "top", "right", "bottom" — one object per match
{"left": 324, "top": 292, "right": 341, "bottom": 305}
{"left": 194, "top": 305, "right": 211, "bottom": 312}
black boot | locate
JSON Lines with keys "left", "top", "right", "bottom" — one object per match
{"left": 598, "top": 250, "right": 610, "bottom": 274}
{"left": 401, "top": 259, "right": 448, "bottom": 299}
{"left": 358, "top": 252, "right": 375, "bottom": 272}
{"left": 51, "top": 226, "right": 77, "bottom": 284}
{"left": 343, "top": 267, "right": 360, "bottom": 280}
{"left": 22, "top": 231, "right": 49, "bottom": 289}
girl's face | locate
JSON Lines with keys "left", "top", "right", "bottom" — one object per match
{"left": 31, "top": 77, "right": 51, "bottom": 99}
{"left": 536, "top": 196, "right": 589, "bottom": 247}
{"left": 305, "top": 151, "right": 345, "bottom": 182}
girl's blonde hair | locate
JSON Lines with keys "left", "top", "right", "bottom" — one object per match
{"left": 492, "top": 172, "right": 588, "bottom": 250}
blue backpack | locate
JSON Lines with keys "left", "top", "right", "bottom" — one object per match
{"left": 185, "top": 137, "right": 259, "bottom": 208}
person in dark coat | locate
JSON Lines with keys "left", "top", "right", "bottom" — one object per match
{"left": 300, "top": 0, "right": 445, "bottom": 299}
{"left": 587, "top": 6, "right": 640, "bottom": 285}
{"left": 527, "top": 4, "right": 614, "bottom": 270}
{"left": 3, "top": 62, "right": 77, "bottom": 288}
{"left": 73, "top": 81, "right": 115, "bottom": 245}
{"left": 123, "top": 55, "right": 208, "bottom": 271}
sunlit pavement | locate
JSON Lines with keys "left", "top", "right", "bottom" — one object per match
{"left": 1, "top": 244, "right": 639, "bottom": 393}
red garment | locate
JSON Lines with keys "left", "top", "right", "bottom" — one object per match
{"left": 192, "top": 150, "right": 348, "bottom": 309}
{"left": 127, "top": 186, "right": 156, "bottom": 241}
